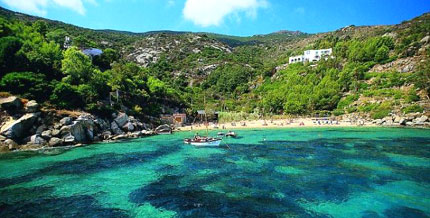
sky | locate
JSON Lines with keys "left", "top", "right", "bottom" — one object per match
{"left": 0, "top": 0, "right": 429, "bottom": 36}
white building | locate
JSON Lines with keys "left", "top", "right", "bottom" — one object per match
{"left": 289, "top": 48, "right": 332, "bottom": 64}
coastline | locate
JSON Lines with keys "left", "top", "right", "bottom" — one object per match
{"left": 178, "top": 118, "right": 379, "bottom": 132}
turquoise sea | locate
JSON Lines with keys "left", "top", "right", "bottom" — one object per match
{"left": 0, "top": 127, "right": 429, "bottom": 217}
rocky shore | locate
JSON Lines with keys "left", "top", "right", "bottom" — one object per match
{"left": 0, "top": 96, "right": 165, "bottom": 153}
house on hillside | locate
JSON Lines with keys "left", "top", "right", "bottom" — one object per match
{"left": 289, "top": 48, "right": 332, "bottom": 64}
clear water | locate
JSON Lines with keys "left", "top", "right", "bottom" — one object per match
{"left": 0, "top": 128, "right": 429, "bottom": 218}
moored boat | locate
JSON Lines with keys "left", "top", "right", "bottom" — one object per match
{"left": 184, "top": 136, "right": 222, "bottom": 147}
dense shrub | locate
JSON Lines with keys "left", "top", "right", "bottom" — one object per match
{"left": 50, "top": 82, "right": 84, "bottom": 109}
{"left": 402, "top": 105, "right": 424, "bottom": 114}
{"left": 0, "top": 72, "right": 50, "bottom": 101}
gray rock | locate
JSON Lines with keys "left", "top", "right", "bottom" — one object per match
{"left": 122, "top": 122, "right": 135, "bottom": 132}
{"left": 111, "top": 121, "right": 124, "bottom": 135}
{"left": 131, "top": 131, "right": 142, "bottom": 138}
{"left": 63, "top": 135, "right": 75, "bottom": 144}
{"left": 36, "top": 125, "right": 47, "bottom": 135}
{"left": 141, "top": 130, "right": 154, "bottom": 135}
{"left": 420, "top": 35, "right": 430, "bottom": 44}
{"left": 0, "top": 113, "right": 38, "bottom": 139}
{"left": 60, "top": 117, "right": 72, "bottom": 126}
{"left": 60, "top": 125, "right": 72, "bottom": 135}
{"left": 394, "top": 116, "right": 402, "bottom": 123}
{"left": 114, "top": 113, "right": 129, "bottom": 127}
{"left": 399, "top": 118, "right": 407, "bottom": 125}
{"left": 418, "top": 115, "right": 428, "bottom": 122}
{"left": 49, "top": 137, "right": 63, "bottom": 147}
{"left": 155, "top": 124, "right": 172, "bottom": 133}
{"left": 30, "top": 134, "right": 46, "bottom": 145}
{"left": 51, "top": 129, "right": 60, "bottom": 137}
{"left": 0, "top": 96, "right": 22, "bottom": 111}
{"left": 25, "top": 100, "right": 39, "bottom": 112}
{"left": 406, "top": 121, "right": 414, "bottom": 126}
{"left": 94, "top": 119, "right": 110, "bottom": 130}
{"left": 374, "top": 119, "right": 384, "bottom": 125}
{"left": 41, "top": 130, "right": 52, "bottom": 139}
{"left": 101, "top": 131, "right": 112, "bottom": 140}
{"left": 69, "top": 119, "right": 95, "bottom": 143}
{"left": 4, "top": 139, "right": 18, "bottom": 150}
{"left": 112, "top": 134, "right": 127, "bottom": 140}
{"left": 0, "top": 135, "right": 6, "bottom": 142}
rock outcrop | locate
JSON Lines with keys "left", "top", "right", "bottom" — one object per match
{"left": 0, "top": 113, "right": 38, "bottom": 139}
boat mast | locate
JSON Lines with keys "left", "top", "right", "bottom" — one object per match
{"left": 204, "top": 95, "right": 208, "bottom": 137}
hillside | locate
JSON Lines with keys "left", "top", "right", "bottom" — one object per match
{"left": 0, "top": 6, "right": 429, "bottom": 121}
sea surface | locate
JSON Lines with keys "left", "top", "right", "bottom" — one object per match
{"left": 0, "top": 127, "right": 429, "bottom": 218}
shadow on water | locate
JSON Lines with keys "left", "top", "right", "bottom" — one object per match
{"left": 0, "top": 144, "right": 182, "bottom": 188}
{"left": 0, "top": 191, "right": 128, "bottom": 218}
{"left": 129, "top": 175, "right": 322, "bottom": 218}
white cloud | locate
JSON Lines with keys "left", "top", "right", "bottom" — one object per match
{"left": 1, "top": 0, "right": 96, "bottom": 15}
{"left": 183, "top": 0, "right": 268, "bottom": 27}
{"left": 167, "top": 0, "right": 175, "bottom": 7}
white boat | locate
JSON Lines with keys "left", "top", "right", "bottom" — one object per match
{"left": 184, "top": 137, "right": 222, "bottom": 147}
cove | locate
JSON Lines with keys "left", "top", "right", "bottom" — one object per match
{"left": 0, "top": 127, "right": 429, "bottom": 217}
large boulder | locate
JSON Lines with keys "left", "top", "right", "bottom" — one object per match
{"left": 111, "top": 121, "right": 124, "bottom": 135}
{"left": 0, "top": 96, "right": 22, "bottom": 111}
{"left": 25, "top": 100, "right": 39, "bottom": 113}
{"left": 114, "top": 113, "right": 129, "bottom": 127}
{"left": 155, "top": 124, "right": 172, "bottom": 134}
{"left": 69, "top": 119, "right": 95, "bottom": 143}
{"left": 0, "top": 113, "right": 38, "bottom": 139}
{"left": 418, "top": 115, "right": 428, "bottom": 123}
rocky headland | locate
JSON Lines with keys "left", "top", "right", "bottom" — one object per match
{"left": 0, "top": 96, "right": 164, "bottom": 153}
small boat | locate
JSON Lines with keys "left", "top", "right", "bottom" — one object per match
{"left": 217, "top": 132, "right": 226, "bottom": 136}
{"left": 184, "top": 137, "right": 222, "bottom": 147}
{"left": 225, "top": 131, "right": 237, "bottom": 137}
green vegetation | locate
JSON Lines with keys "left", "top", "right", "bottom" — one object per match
{"left": 0, "top": 8, "right": 428, "bottom": 120}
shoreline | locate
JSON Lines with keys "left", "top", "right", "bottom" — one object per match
{"left": 178, "top": 118, "right": 377, "bottom": 132}
{"left": 177, "top": 118, "right": 430, "bottom": 132}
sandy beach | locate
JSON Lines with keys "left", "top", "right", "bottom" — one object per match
{"left": 178, "top": 118, "right": 377, "bottom": 131}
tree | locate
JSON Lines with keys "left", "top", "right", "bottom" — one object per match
{"left": 61, "top": 47, "right": 93, "bottom": 85}
{"left": 32, "top": 21, "right": 48, "bottom": 36}
{"left": 50, "top": 82, "right": 84, "bottom": 109}
{"left": 46, "top": 29, "right": 68, "bottom": 47}
{"left": 92, "top": 48, "right": 119, "bottom": 70}
{"left": 375, "top": 45, "right": 389, "bottom": 63}
{"left": 0, "top": 36, "right": 24, "bottom": 76}
{"left": 0, "top": 72, "right": 50, "bottom": 101}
